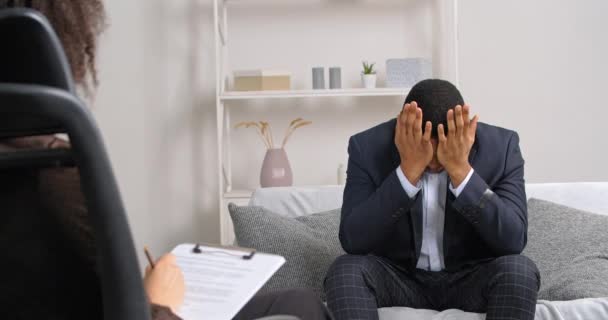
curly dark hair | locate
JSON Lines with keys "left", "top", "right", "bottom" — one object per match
{"left": 1, "top": 0, "right": 106, "bottom": 93}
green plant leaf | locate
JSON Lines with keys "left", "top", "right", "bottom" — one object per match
{"left": 362, "top": 61, "right": 376, "bottom": 74}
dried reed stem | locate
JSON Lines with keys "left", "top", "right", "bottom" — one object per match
{"left": 260, "top": 121, "right": 274, "bottom": 148}
{"left": 235, "top": 121, "right": 271, "bottom": 149}
{"left": 237, "top": 118, "right": 311, "bottom": 150}
{"left": 268, "top": 124, "right": 275, "bottom": 147}
{"left": 282, "top": 120, "right": 312, "bottom": 148}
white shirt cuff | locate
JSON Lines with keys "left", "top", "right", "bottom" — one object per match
{"left": 449, "top": 168, "right": 475, "bottom": 197}
{"left": 395, "top": 167, "right": 422, "bottom": 199}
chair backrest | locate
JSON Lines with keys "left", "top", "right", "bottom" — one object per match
{"left": 0, "top": 9, "right": 150, "bottom": 320}
{"left": 0, "top": 8, "right": 74, "bottom": 139}
{"left": 0, "top": 8, "right": 74, "bottom": 91}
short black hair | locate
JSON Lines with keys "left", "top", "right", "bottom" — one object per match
{"left": 404, "top": 79, "right": 464, "bottom": 138}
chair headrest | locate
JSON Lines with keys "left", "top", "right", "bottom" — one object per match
{"left": 0, "top": 8, "right": 75, "bottom": 93}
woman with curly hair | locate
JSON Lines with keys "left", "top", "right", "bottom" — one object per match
{"left": 0, "top": 1, "right": 187, "bottom": 319}
{"left": 0, "top": 1, "right": 331, "bottom": 319}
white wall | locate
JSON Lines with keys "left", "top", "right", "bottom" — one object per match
{"left": 95, "top": 0, "right": 220, "bottom": 266}
{"left": 94, "top": 0, "right": 150, "bottom": 266}
{"left": 458, "top": 0, "right": 608, "bottom": 183}
{"left": 94, "top": 0, "right": 608, "bottom": 265}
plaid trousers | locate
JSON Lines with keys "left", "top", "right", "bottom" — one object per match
{"left": 324, "top": 254, "right": 540, "bottom": 320}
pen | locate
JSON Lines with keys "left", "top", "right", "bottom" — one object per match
{"left": 144, "top": 246, "right": 155, "bottom": 269}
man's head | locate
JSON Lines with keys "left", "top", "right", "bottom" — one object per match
{"left": 404, "top": 79, "right": 465, "bottom": 172}
{"left": 405, "top": 79, "right": 465, "bottom": 139}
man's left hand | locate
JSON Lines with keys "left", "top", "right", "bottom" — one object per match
{"left": 437, "top": 104, "right": 479, "bottom": 188}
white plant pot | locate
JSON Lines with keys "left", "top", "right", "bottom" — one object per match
{"left": 362, "top": 74, "right": 377, "bottom": 89}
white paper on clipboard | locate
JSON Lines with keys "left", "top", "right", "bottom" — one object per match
{"left": 171, "top": 243, "right": 285, "bottom": 320}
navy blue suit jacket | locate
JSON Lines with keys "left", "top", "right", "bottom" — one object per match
{"left": 340, "top": 119, "right": 528, "bottom": 270}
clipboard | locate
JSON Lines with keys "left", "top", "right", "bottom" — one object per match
{"left": 172, "top": 243, "right": 285, "bottom": 320}
{"left": 191, "top": 242, "right": 257, "bottom": 260}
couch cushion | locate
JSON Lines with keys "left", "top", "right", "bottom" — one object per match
{"left": 523, "top": 198, "right": 608, "bottom": 300}
{"left": 229, "top": 204, "right": 344, "bottom": 300}
{"left": 378, "top": 298, "right": 608, "bottom": 320}
{"left": 246, "top": 183, "right": 608, "bottom": 219}
{"left": 248, "top": 186, "right": 345, "bottom": 218}
{"left": 525, "top": 182, "right": 608, "bottom": 216}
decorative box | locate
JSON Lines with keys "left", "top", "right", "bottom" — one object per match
{"left": 233, "top": 70, "right": 291, "bottom": 91}
{"left": 386, "top": 58, "right": 432, "bottom": 88}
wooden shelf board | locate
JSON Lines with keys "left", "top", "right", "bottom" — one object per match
{"left": 220, "top": 88, "right": 410, "bottom": 100}
{"left": 223, "top": 189, "right": 254, "bottom": 199}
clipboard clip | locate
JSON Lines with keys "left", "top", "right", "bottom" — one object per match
{"left": 192, "top": 243, "right": 256, "bottom": 260}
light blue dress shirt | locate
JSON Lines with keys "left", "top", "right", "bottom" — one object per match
{"left": 396, "top": 166, "right": 475, "bottom": 271}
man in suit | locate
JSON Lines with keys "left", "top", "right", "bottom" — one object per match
{"left": 324, "top": 79, "right": 540, "bottom": 320}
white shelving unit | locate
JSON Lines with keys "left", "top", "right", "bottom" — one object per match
{"left": 214, "top": 0, "right": 460, "bottom": 244}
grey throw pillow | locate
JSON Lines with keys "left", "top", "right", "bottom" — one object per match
{"left": 228, "top": 204, "right": 344, "bottom": 300}
{"left": 523, "top": 198, "right": 608, "bottom": 300}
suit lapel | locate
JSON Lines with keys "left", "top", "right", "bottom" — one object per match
{"left": 391, "top": 145, "right": 400, "bottom": 169}
{"left": 444, "top": 139, "right": 479, "bottom": 259}
{"left": 410, "top": 192, "right": 424, "bottom": 256}
{"left": 468, "top": 139, "right": 479, "bottom": 166}
{"left": 390, "top": 119, "right": 401, "bottom": 167}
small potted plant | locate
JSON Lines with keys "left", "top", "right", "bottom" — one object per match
{"left": 361, "top": 61, "right": 377, "bottom": 89}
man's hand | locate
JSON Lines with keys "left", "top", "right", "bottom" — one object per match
{"left": 144, "top": 254, "right": 185, "bottom": 313}
{"left": 437, "top": 105, "right": 479, "bottom": 188}
{"left": 395, "top": 101, "right": 433, "bottom": 185}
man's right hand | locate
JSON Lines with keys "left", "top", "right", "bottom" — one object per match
{"left": 394, "top": 102, "right": 433, "bottom": 185}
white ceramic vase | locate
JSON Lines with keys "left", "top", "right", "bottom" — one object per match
{"left": 362, "top": 73, "right": 377, "bottom": 89}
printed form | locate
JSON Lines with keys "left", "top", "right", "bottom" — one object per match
{"left": 172, "top": 244, "right": 285, "bottom": 320}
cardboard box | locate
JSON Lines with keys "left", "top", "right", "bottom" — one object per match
{"left": 233, "top": 70, "right": 291, "bottom": 91}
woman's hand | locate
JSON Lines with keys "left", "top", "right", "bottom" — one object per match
{"left": 144, "top": 254, "right": 185, "bottom": 314}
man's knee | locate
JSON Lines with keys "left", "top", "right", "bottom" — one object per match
{"left": 491, "top": 255, "right": 540, "bottom": 290}
{"left": 324, "top": 255, "right": 379, "bottom": 289}
{"left": 493, "top": 254, "right": 539, "bottom": 275}
{"left": 326, "top": 254, "right": 378, "bottom": 275}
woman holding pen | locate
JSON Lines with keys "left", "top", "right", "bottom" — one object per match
{"left": 0, "top": 1, "right": 331, "bottom": 319}
{"left": 145, "top": 252, "right": 331, "bottom": 320}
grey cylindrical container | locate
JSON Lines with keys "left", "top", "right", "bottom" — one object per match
{"left": 329, "top": 67, "right": 341, "bottom": 89}
{"left": 312, "top": 67, "right": 325, "bottom": 89}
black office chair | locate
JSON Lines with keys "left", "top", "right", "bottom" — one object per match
{"left": 0, "top": 9, "right": 150, "bottom": 320}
